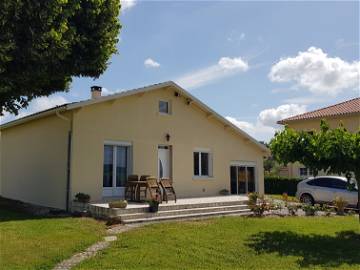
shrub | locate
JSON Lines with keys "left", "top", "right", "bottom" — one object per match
{"left": 333, "top": 196, "right": 347, "bottom": 215}
{"left": 74, "top": 193, "right": 90, "bottom": 203}
{"left": 265, "top": 176, "right": 301, "bottom": 196}
{"left": 248, "top": 192, "right": 258, "bottom": 206}
{"left": 302, "top": 203, "right": 321, "bottom": 216}
{"left": 108, "top": 200, "right": 128, "bottom": 209}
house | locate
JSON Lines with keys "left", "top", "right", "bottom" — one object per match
{"left": 0, "top": 81, "right": 269, "bottom": 210}
{"left": 277, "top": 97, "right": 360, "bottom": 178}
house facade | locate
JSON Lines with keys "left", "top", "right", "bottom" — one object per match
{"left": 277, "top": 97, "right": 360, "bottom": 179}
{"left": 0, "top": 82, "right": 268, "bottom": 210}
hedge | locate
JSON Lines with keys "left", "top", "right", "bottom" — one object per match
{"left": 264, "top": 176, "right": 302, "bottom": 196}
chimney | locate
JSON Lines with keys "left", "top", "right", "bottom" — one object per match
{"left": 91, "top": 86, "right": 102, "bottom": 99}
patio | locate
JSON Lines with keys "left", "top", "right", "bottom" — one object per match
{"left": 89, "top": 195, "right": 251, "bottom": 223}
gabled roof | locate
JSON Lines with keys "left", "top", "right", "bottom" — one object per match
{"left": 0, "top": 81, "right": 269, "bottom": 153}
{"left": 278, "top": 97, "right": 360, "bottom": 124}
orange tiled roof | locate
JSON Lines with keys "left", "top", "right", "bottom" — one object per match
{"left": 278, "top": 97, "right": 360, "bottom": 124}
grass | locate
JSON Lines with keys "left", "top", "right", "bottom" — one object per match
{"left": 0, "top": 209, "right": 106, "bottom": 270}
{"left": 75, "top": 216, "right": 359, "bottom": 270}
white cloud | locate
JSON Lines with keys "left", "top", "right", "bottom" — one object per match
{"left": 0, "top": 95, "right": 68, "bottom": 124}
{"left": 258, "top": 104, "right": 307, "bottom": 127}
{"left": 226, "top": 116, "right": 276, "bottom": 142}
{"left": 144, "top": 58, "right": 160, "bottom": 68}
{"left": 175, "top": 57, "right": 249, "bottom": 89}
{"left": 121, "top": 0, "right": 137, "bottom": 12}
{"left": 269, "top": 47, "right": 360, "bottom": 95}
{"left": 226, "top": 103, "right": 306, "bottom": 141}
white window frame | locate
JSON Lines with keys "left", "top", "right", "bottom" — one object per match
{"left": 193, "top": 148, "right": 213, "bottom": 179}
{"left": 102, "top": 141, "right": 132, "bottom": 197}
{"left": 159, "top": 100, "right": 171, "bottom": 115}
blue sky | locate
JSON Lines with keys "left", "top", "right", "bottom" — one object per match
{"left": 2, "top": 1, "right": 359, "bottom": 141}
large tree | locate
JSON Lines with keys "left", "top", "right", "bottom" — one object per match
{"left": 270, "top": 121, "right": 360, "bottom": 219}
{"left": 0, "top": 0, "right": 121, "bottom": 115}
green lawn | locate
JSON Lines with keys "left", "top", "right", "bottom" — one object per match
{"left": 0, "top": 209, "right": 106, "bottom": 270}
{"left": 76, "top": 216, "right": 359, "bottom": 270}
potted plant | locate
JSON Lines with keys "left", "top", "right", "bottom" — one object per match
{"left": 148, "top": 194, "right": 161, "bottom": 213}
{"left": 72, "top": 193, "right": 90, "bottom": 212}
{"left": 109, "top": 200, "right": 128, "bottom": 209}
{"left": 219, "top": 189, "right": 230, "bottom": 195}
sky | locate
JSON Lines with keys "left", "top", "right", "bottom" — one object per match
{"left": 1, "top": 0, "right": 359, "bottom": 142}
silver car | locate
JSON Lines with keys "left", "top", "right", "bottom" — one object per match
{"left": 296, "top": 176, "right": 358, "bottom": 207}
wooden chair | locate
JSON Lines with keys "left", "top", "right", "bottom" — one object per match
{"left": 146, "top": 177, "right": 162, "bottom": 201}
{"left": 125, "top": 175, "right": 138, "bottom": 201}
{"left": 137, "top": 175, "right": 150, "bottom": 201}
{"left": 159, "top": 178, "right": 177, "bottom": 203}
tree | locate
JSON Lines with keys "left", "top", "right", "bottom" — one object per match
{"left": 0, "top": 0, "right": 121, "bottom": 115}
{"left": 270, "top": 121, "right": 360, "bottom": 220}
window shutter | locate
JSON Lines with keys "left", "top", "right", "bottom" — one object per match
{"left": 127, "top": 145, "right": 133, "bottom": 176}
{"left": 209, "top": 152, "right": 213, "bottom": 177}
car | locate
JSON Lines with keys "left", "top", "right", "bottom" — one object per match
{"left": 296, "top": 176, "right": 358, "bottom": 207}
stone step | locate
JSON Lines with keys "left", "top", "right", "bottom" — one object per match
{"left": 120, "top": 204, "right": 250, "bottom": 221}
{"left": 107, "top": 199, "right": 249, "bottom": 216}
{"left": 122, "top": 208, "right": 252, "bottom": 224}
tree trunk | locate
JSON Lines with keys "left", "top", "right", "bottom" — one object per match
{"left": 355, "top": 171, "right": 360, "bottom": 222}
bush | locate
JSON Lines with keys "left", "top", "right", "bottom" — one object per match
{"left": 265, "top": 176, "right": 301, "bottom": 196}
{"left": 333, "top": 196, "right": 347, "bottom": 215}
{"left": 74, "top": 193, "right": 90, "bottom": 203}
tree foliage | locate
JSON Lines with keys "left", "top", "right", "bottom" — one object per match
{"left": 0, "top": 0, "right": 121, "bottom": 115}
{"left": 270, "top": 120, "right": 360, "bottom": 217}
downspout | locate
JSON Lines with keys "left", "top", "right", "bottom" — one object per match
{"left": 56, "top": 110, "right": 72, "bottom": 212}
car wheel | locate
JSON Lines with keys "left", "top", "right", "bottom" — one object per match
{"left": 300, "top": 194, "right": 314, "bottom": 205}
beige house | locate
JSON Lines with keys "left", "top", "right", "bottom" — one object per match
{"left": 0, "top": 81, "right": 268, "bottom": 210}
{"left": 277, "top": 97, "right": 360, "bottom": 178}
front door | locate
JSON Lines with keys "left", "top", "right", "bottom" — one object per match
{"left": 230, "top": 164, "right": 256, "bottom": 194}
{"left": 158, "top": 146, "right": 171, "bottom": 179}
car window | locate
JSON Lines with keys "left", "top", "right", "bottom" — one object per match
{"left": 307, "top": 178, "right": 333, "bottom": 188}
{"left": 330, "top": 179, "right": 347, "bottom": 190}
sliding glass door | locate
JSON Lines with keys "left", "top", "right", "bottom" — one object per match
{"left": 230, "top": 164, "right": 256, "bottom": 194}
{"left": 103, "top": 144, "right": 130, "bottom": 197}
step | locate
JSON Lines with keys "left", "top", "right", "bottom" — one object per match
{"left": 122, "top": 208, "right": 253, "bottom": 224}
{"left": 109, "top": 199, "right": 249, "bottom": 216}
{"left": 120, "top": 204, "right": 250, "bottom": 220}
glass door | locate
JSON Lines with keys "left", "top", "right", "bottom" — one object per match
{"left": 229, "top": 164, "right": 256, "bottom": 194}
{"left": 103, "top": 145, "right": 129, "bottom": 197}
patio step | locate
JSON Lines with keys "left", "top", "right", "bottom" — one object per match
{"left": 120, "top": 204, "right": 250, "bottom": 221}
{"left": 121, "top": 208, "right": 252, "bottom": 224}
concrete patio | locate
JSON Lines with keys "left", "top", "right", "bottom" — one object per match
{"left": 89, "top": 195, "right": 251, "bottom": 224}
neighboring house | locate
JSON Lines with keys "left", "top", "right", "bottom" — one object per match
{"left": 0, "top": 81, "right": 269, "bottom": 210}
{"left": 277, "top": 97, "right": 360, "bottom": 179}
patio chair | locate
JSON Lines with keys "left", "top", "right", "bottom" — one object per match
{"left": 146, "top": 176, "right": 162, "bottom": 202}
{"left": 125, "top": 175, "right": 138, "bottom": 201}
{"left": 137, "top": 175, "right": 150, "bottom": 201}
{"left": 159, "top": 178, "right": 177, "bottom": 203}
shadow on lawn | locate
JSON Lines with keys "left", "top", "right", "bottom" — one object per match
{"left": 246, "top": 230, "right": 360, "bottom": 268}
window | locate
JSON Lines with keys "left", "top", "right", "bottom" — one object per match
{"left": 193, "top": 151, "right": 212, "bottom": 177}
{"left": 103, "top": 145, "right": 130, "bottom": 188}
{"left": 331, "top": 179, "right": 347, "bottom": 190}
{"left": 307, "top": 178, "right": 334, "bottom": 188}
{"left": 299, "top": 168, "right": 308, "bottom": 177}
{"left": 159, "top": 100, "right": 170, "bottom": 114}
